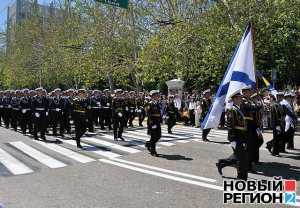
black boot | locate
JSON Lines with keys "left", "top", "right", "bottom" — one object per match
{"left": 203, "top": 138, "right": 210, "bottom": 142}
{"left": 151, "top": 151, "right": 159, "bottom": 157}
{"left": 145, "top": 142, "right": 151, "bottom": 152}
{"left": 150, "top": 145, "right": 159, "bottom": 157}
{"left": 76, "top": 138, "right": 83, "bottom": 148}
{"left": 216, "top": 162, "right": 223, "bottom": 175}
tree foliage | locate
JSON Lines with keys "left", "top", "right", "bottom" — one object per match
{"left": 0, "top": 0, "right": 299, "bottom": 91}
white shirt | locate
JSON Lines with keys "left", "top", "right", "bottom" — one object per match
{"left": 188, "top": 101, "right": 196, "bottom": 110}
{"left": 174, "top": 98, "right": 181, "bottom": 110}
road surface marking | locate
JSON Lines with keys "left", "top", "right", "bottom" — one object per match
{"left": 82, "top": 137, "right": 141, "bottom": 154}
{"left": 121, "top": 133, "right": 162, "bottom": 149}
{"left": 136, "top": 129, "right": 189, "bottom": 140}
{"left": 60, "top": 139, "right": 122, "bottom": 158}
{"left": 111, "top": 158, "right": 217, "bottom": 183}
{"left": 126, "top": 131, "right": 175, "bottom": 146}
{"left": 99, "top": 159, "right": 223, "bottom": 191}
{"left": 0, "top": 147, "right": 33, "bottom": 175}
{"left": 98, "top": 134, "right": 146, "bottom": 148}
{"left": 33, "top": 140, "right": 95, "bottom": 163}
{"left": 10, "top": 141, "right": 66, "bottom": 169}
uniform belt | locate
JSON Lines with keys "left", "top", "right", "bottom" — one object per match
{"left": 23, "top": 109, "right": 31, "bottom": 111}
{"left": 151, "top": 114, "right": 161, "bottom": 117}
{"left": 103, "top": 107, "right": 109, "bottom": 109}
{"left": 244, "top": 116, "right": 253, "bottom": 120}
{"left": 74, "top": 110, "right": 85, "bottom": 113}
{"left": 233, "top": 126, "right": 246, "bottom": 130}
{"left": 13, "top": 108, "right": 20, "bottom": 111}
{"left": 36, "top": 108, "right": 45, "bottom": 111}
{"left": 92, "top": 107, "right": 101, "bottom": 109}
{"left": 116, "top": 108, "right": 123, "bottom": 111}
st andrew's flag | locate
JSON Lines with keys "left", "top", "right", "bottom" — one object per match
{"left": 201, "top": 24, "right": 256, "bottom": 129}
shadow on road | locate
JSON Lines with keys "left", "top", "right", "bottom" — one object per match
{"left": 159, "top": 154, "right": 193, "bottom": 161}
{"left": 254, "top": 162, "right": 300, "bottom": 180}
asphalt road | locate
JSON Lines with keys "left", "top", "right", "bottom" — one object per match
{"left": 0, "top": 123, "right": 299, "bottom": 208}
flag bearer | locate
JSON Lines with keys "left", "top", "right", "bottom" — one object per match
{"left": 216, "top": 91, "right": 248, "bottom": 180}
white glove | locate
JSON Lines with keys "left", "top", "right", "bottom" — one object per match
{"left": 152, "top": 125, "right": 157, "bottom": 129}
{"left": 126, "top": 107, "right": 129, "bottom": 111}
{"left": 22, "top": 109, "right": 26, "bottom": 114}
{"left": 56, "top": 108, "right": 61, "bottom": 112}
{"left": 275, "top": 126, "right": 281, "bottom": 133}
{"left": 97, "top": 102, "right": 101, "bottom": 107}
{"left": 230, "top": 141, "right": 236, "bottom": 149}
{"left": 130, "top": 110, "right": 134, "bottom": 113}
{"left": 35, "top": 113, "right": 40, "bottom": 118}
{"left": 291, "top": 123, "right": 295, "bottom": 129}
{"left": 107, "top": 103, "right": 110, "bottom": 107}
{"left": 87, "top": 106, "right": 91, "bottom": 110}
{"left": 46, "top": 112, "right": 48, "bottom": 116}
{"left": 118, "top": 112, "right": 123, "bottom": 117}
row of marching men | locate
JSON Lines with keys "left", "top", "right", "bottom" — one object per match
{"left": 216, "top": 86, "right": 297, "bottom": 181}
{"left": 0, "top": 88, "right": 148, "bottom": 145}
{"left": 0, "top": 87, "right": 179, "bottom": 157}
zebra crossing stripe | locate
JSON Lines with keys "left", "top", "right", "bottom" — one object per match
{"left": 0, "top": 147, "right": 33, "bottom": 175}
{"left": 98, "top": 134, "right": 147, "bottom": 149}
{"left": 33, "top": 141, "right": 95, "bottom": 163}
{"left": 121, "top": 133, "right": 161, "bottom": 149}
{"left": 175, "top": 126, "right": 227, "bottom": 136}
{"left": 164, "top": 127, "right": 227, "bottom": 138}
{"left": 60, "top": 139, "right": 122, "bottom": 158}
{"left": 82, "top": 137, "right": 141, "bottom": 154}
{"left": 135, "top": 129, "right": 189, "bottom": 140}
{"left": 125, "top": 131, "right": 175, "bottom": 146}
{"left": 10, "top": 141, "right": 66, "bottom": 169}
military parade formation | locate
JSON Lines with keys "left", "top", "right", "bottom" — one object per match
{"left": 0, "top": 86, "right": 298, "bottom": 179}
{"left": 216, "top": 87, "right": 298, "bottom": 180}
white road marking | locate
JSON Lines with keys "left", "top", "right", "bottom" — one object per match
{"left": 98, "top": 134, "right": 146, "bottom": 148}
{"left": 0, "top": 147, "right": 33, "bottom": 175}
{"left": 111, "top": 158, "right": 217, "bottom": 183}
{"left": 121, "top": 133, "right": 161, "bottom": 149}
{"left": 60, "top": 139, "right": 122, "bottom": 158}
{"left": 33, "top": 140, "right": 95, "bottom": 163}
{"left": 175, "top": 126, "right": 228, "bottom": 136}
{"left": 82, "top": 137, "right": 141, "bottom": 154}
{"left": 10, "top": 141, "right": 66, "bottom": 169}
{"left": 99, "top": 159, "right": 223, "bottom": 191}
{"left": 191, "top": 139, "right": 268, "bottom": 152}
{"left": 136, "top": 129, "right": 189, "bottom": 140}
{"left": 163, "top": 127, "right": 227, "bottom": 138}
{"left": 124, "top": 131, "right": 175, "bottom": 146}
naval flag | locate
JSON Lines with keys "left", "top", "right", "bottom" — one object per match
{"left": 201, "top": 24, "right": 256, "bottom": 129}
